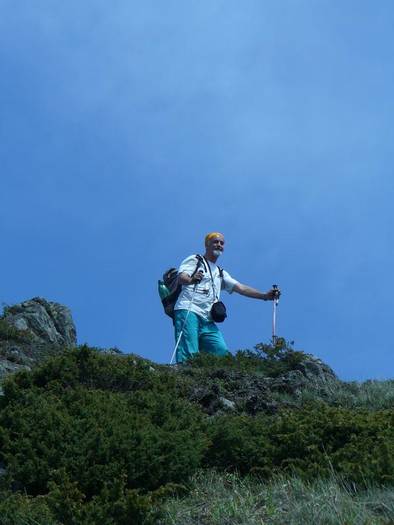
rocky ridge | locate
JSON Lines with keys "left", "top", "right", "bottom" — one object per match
{"left": 0, "top": 298, "right": 339, "bottom": 415}
{"left": 173, "top": 350, "right": 338, "bottom": 416}
{"left": 0, "top": 297, "right": 77, "bottom": 387}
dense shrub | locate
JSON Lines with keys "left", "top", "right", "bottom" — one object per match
{"left": 0, "top": 346, "right": 209, "bottom": 523}
{"left": 0, "top": 345, "right": 392, "bottom": 523}
{"left": 185, "top": 338, "right": 306, "bottom": 377}
{"left": 0, "top": 388, "right": 207, "bottom": 494}
{"left": 45, "top": 474, "right": 165, "bottom": 525}
{"left": 0, "top": 482, "right": 164, "bottom": 525}
{"left": 0, "top": 491, "right": 57, "bottom": 525}
{"left": 3, "top": 344, "right": 176, "bottom": 395}
{"left": 205, "top": 404, "right": 394, "bottom": 485}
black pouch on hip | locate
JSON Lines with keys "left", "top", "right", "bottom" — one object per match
{"left": 211, "top": 301, "right": 227, "bottom": 323}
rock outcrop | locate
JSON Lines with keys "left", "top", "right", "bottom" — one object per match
{"left": 270, "top": 354, "right": 338, "bottom": 395}
{"left": 0, "top": 297, "right": 77, "bottom": 388}
{"left": 175, "top": 353, "right": 339, "bottom": 416}
{"left": 3, "top": 297, "right": 76, "bottom": 346}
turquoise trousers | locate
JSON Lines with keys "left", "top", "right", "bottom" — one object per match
{"left": 174, "top": 309, "right": 229, "bottom": 363}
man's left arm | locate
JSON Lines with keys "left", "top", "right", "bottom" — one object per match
{"left": 233, "top": 282, "right": 278, "bottom": 301}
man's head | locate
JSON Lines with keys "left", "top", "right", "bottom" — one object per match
{"left": 204, "top": 232, "right": 225, "bottom": 261}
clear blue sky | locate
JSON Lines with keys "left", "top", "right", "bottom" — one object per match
{"left": 1, "top": 1, "right": 393, "bottom": 380}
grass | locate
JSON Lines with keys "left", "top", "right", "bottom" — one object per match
{"left": 159, "top": 470, "right": 394, "bottom": 525}
{"left": 298, "top": 379, "right": 394, "bottom": 411}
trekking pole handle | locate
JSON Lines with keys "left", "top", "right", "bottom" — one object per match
{"left": 192, "top": 269, "right": 204, "bottom": 285}
{"left": 272, "top": 284, "right": 280, "bottom": 302}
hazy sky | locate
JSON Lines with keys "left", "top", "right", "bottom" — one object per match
{"left": 1, "top": 1, "right": 393, "bottom": 380}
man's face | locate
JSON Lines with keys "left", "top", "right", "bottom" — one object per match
{"left": 206, "top": 236, "right": 225, "bottom": 257}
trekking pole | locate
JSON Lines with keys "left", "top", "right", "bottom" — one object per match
{"left": 170, "top": 273, "right": 202, "bottom": 364}
{"left": 272, "top": 284, "right": 279, "bottom": 345}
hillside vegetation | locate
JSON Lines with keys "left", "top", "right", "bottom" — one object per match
{"left": 0, "top": 342, "right": 393, "bottom": 524}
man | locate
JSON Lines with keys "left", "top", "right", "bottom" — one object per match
{"left": 174, "top": 232, "right": 280, "bottom": 363}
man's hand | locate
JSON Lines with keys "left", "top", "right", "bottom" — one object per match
{"left": 179, "top": 271, "right": 204, "bottom": 285}
{"left": 191, "top": 270, "right": 204, "bottom": 284}
{"left": 264, "top": 287, "right": 281, "bottom": 301}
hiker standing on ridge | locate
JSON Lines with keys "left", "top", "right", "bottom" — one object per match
{"left": 173, "top": 232, "right": 280, "bottom": 363}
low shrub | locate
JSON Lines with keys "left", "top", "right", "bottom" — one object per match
{"left": 0, "top": 347, "right": 209, "bottom": 523}
{"left": 0, "top": 387, "right": 207, "bottom": 496}
{"left": 2, "top": 344, "right": 175, "bottom": 395}
{"left": 0, "top": 490, "right": 57, "bottom": 525}
{"left": 185, "top": 338, "right": 306, "bottom": 377}
{"left": 205, "top": 404, "right": 394, "bottom": 485}
{"left": 0, "top": 482, "right": 163, "bottom": 525}
{"left": 0, "top": 345, "right": 392, "bottom": 523}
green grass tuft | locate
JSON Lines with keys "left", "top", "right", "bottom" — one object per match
{"left": 159, "top": 470, "right": 394, "bottom": 525}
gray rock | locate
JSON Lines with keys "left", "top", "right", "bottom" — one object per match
{"left": 219, "top": 396, "right": 236, "bottom": 411}
{"left": 188, "top": 384, "right": 223, "bottom": 415}
{"left": 271, "top": 369, "right": 306, "bottom": 395}
{"left": 0, "top": 297, "right": 77, "bottom": 387}
{"left": 6, "top": 346, "right": 33, "bottom": 365}
{"left": 173, "top": 349, "right": 341, "bottom": 416}
{"left": 0, "top": 358, "right": 30, "bottom": 386}
{"left": 0, "top": 360, "right": 27, "bottom": 375}
{"left": 296, "top": 354, "right": 337, "bottom": 383}
{"left": 3, "top": 297, "right": 77, "bottom": 346}
{"left": 271, "top": 356, "right": 338, "bottom": 395}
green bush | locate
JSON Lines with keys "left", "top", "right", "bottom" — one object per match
{"left": 3, "top": 344, "right": 171, "bottom": 392}
{"left": 46, "top": 473, "right": 164, "bottom": 525}
{"left": 0, "top": 346, "right": 209, "bottom": 523}
{"left": 0, "top": 481, "right": 164, "bottom": 525}
{"left": 0, "top": 387, "right": 207, "bottom": 495}
{"left": 0, "top": 491, "right": 57, "bottom": 525}
{"left": 205, "top": 404, "right": 394, "bottom": 485}
{"left": 185, "top": 338, "right": 306, "bottom": 377}
{"left": 0, "top": 345, "right": 392, "bottom": 523}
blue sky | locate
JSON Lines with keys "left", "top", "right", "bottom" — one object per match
{"left": 1, "top": 1, "right": 393, "bottom": 380}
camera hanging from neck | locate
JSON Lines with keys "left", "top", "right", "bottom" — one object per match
{"left": 203, "top": 256, "right": 227, "bottom": 323}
